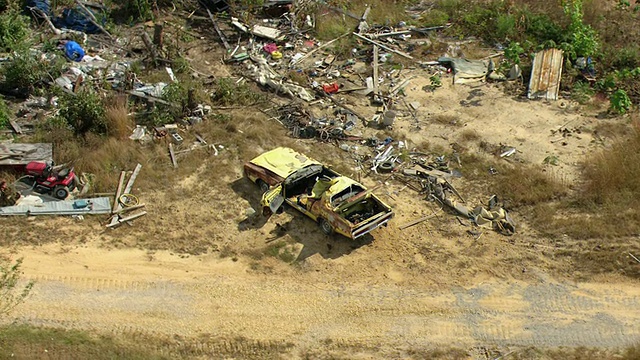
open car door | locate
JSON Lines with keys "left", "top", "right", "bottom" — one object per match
{"left": 260, "top": 184, "right": 284, "bottom": 216}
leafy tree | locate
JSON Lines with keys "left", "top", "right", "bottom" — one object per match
{"left": 562, "top": 0, "right": 599, "bottom": 59}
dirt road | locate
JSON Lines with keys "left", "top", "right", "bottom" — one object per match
{"left": 6, "top": 243, "right": 640, "bottom": 357}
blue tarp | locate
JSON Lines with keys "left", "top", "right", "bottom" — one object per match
{"left": 25, "top": 0, "right": 102, "bottom": 34}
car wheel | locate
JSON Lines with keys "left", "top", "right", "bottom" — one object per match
{"left": 257, "top": 180, "right": 270, "bottom": 193}
{"left": 54, "top": 186, "right": 69, "bottom": 200}
{"left": 319, "top": 218, "right": 334, "bottom": 235}
{"left": 378, "top": 161, "right": 395, "bottom": 173}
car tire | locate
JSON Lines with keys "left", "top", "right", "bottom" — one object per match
{"left": 319, "top": 218, "right": 334, "bottom": 235}
{"left": 54, "top": 186, "right": 69, "bottom": 200}
{"left": 257, "top": 180, "right": 269, "bottom": 193}
{"left": 378, "top": 161, "right": 394, "bottom": 173}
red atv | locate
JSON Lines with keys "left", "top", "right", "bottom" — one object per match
{"left": 24, "top": 161, "right": 76, "bottom": 199}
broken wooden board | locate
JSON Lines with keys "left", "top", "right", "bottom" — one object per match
{"left": 169, "top": 143, "right": 178, "bottom": 168}
{"left": 106, "top": 211, "right": 147, "bottom": 228}
{"left": 398, "top": 213, "right": 438, "bottom": 230}
{"left": 108, "top": 164, "right": 142, "bottom": 226}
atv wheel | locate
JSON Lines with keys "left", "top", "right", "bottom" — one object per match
{"left": 319, "top": 218, "right": 334, "bottom": 235}
{"left": 53, "top": 186, "right": 69, "bottom": 200}
{"left": 257, "top": 180, "right": 270, "bottom": 193}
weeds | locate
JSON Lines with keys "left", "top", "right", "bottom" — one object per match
{"left": 0, "top": 257, "right": 33, "bottom": 315}
{"left": 0, "top": 97, "right": 10, "bottom": 130}
{"left": 211, "top": 78, "right": 265, "bottom": 106}
{"left": 0, "top": 4, "right": 30, "bottom": 52}
{"left": 104, "top": 95, "right": 133, "bottom": 139}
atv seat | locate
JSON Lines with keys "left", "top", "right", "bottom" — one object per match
{"left": 57, "top": 168, "right": 70, "bottom": 179}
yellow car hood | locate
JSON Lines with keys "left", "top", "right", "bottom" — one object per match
{"left": 250, "top": 147, "right": 321, "bottom": 179}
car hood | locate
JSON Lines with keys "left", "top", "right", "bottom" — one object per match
{"left": 250, "top": 147, "right": 321, "bottom": 179}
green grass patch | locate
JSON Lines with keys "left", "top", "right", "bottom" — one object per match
{"left": 0, "top": 325, "right": 168, "bottom": 359}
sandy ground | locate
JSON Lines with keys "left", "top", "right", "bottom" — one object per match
{"left": 2, "top": 40, "right": 639, "bottom": 358}
{"left": 5, "top": 243, "right": 640, "bottom": 358}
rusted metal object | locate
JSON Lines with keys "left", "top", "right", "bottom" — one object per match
{"left": 528, "top": 48, "right": 564, "bottom": 101}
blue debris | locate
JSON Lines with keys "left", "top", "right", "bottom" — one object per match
{"left": 64, "top": 41, "right": 85, "bottom": 62}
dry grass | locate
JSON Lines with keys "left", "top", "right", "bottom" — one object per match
{"left": 432, "top": 113, "right": 462, "bottom": 126}
{"left": 315, "top": 0, "right": 410, "bottom": 40}
{"left": 582, "top": 119, "right": 640, "bottom": 205}
{"left": 494, "top": 164, "right": 568, "bottom": 207}
{"left": 459, "top": 129, "right": 480, "bottom": 142}
{"left": 105, "top": 95, "right": 133, "bottom": 140}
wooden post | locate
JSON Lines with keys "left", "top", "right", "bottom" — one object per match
{"left": 206, "top": 8, "right": 229, "bottom": 50}
{"left": 141, "top": 32, "right": 160, "bottom": 67}
{"left": 112, "top": 171, "right": 126, "bottom": 214}
{"left": 169, "top": 143, "right": 178, "bottom": 168}
{"left": 373, "top": 45, "right": 379, "bottom": 96}
{"left": 153, "top": 23, "right": 164, "bottom": 50}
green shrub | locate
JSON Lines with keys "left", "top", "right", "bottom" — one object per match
{"left": 56, "top": 90, "right": 107, "bottom": 135}
{"left": 610, "top": 89, "right": 632, "bottom": 114}
{"left": 0, "top": 6, "right": 30, "bottom": 51}
{"left": 1, "top": 49, "right": 65, "bottom": 96}
{"left": 571, "top": 81, "right": 595, "bottom": 104}
{"left": 0, "top": 97, "right": 10, "bottom": 129}
{"left": 563, "top": 0, "right": 599, "bottom": 59}
{"left": 420, "top": 9, "right": 449, "bottom": 27}
{"left": 495, "top": 13, "right": 516, "bottom": 40}
{"left": 211, "top": 78, "right": 264, "bottom": 106}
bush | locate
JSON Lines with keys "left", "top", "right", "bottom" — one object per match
{"left": 0, "top": 6, "right": 30, "bottom": 51}
{"left": 0, "top": 97, "right": 10, "bottom": 129}
{"left": 56, "top": 90, "right": 107, "bottom": 135}
{"left": 1, "top": 51, "right": 50, "bottom": 96}
{"left": 211, "top": 78, "right": 264, "bottom": 106}
{"left": 420, "top": 9, "right": 449, "bottom": 27}
{"left": 610, "top": 89, "right": 632, "bottom": 114}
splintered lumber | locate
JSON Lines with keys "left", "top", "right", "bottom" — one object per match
{"left": 112, "top": 171, "right": 126, "bottom": 214}
{"left": 169, "top": 143, "right": 178, "bottom": 168}
{"left": 398, "top": 213, "right": 438, "bottom": 230}
{"left": 106, "top": 211, "right": 147, "bottom": 228}
{"left": 108, "top": 164, "right": 142, "bottom": 226}
{"left": 206, "top": 8, "right": 230, "bottom": 50}
{"left": 352, "top": 32, "right": 414, "bottom": 59}
{"left": 8, "top": 119, "right": 23, "bottom": 134}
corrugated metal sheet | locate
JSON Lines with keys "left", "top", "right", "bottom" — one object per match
{"left": 528, "top": 49, "right": 564, "bottom": 101}
{"left": 0, "top": 197, "right": 112, "bottom": 216}
{"left": 0, "top": 143, "right": 53, "bottom": 166}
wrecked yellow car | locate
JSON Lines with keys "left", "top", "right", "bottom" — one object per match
{"left": 244, "top": 147, "right": 394, "bottom": 239}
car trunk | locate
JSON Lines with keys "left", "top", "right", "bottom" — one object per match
{"left": 337, "top": 195, "right": 393, "bottom": 239}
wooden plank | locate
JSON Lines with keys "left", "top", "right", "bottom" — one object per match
{"left": 113, "top": 203, "right": 146, "bottom": 215}
{"left": 109, "top": 164, "right": 142, "bottom": 226}
{"left": 8, "top": 119, "right": 22, "bottom": 134}
{"left": 398, "top": 213, "right": 438, "bottom": 230}
{"left": 194, "top": 133, "right": 207, "bottom": 145}
{"left": 169, "top": 143, "right": 178, "bottom": 168}
{"left": 373, "top": 45, "right": 379, "bottom": 95}
{"left": 206, "top": 8, "right": 229, "bottom": 50}
{"left": 352, "top": 32, "right": 413, "bottom": 60}
{"left": 112, "top": 171, "right": 126, "bottom": 214}
{"left": 106, "top": 211, "right": 147, "bottom": 228}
